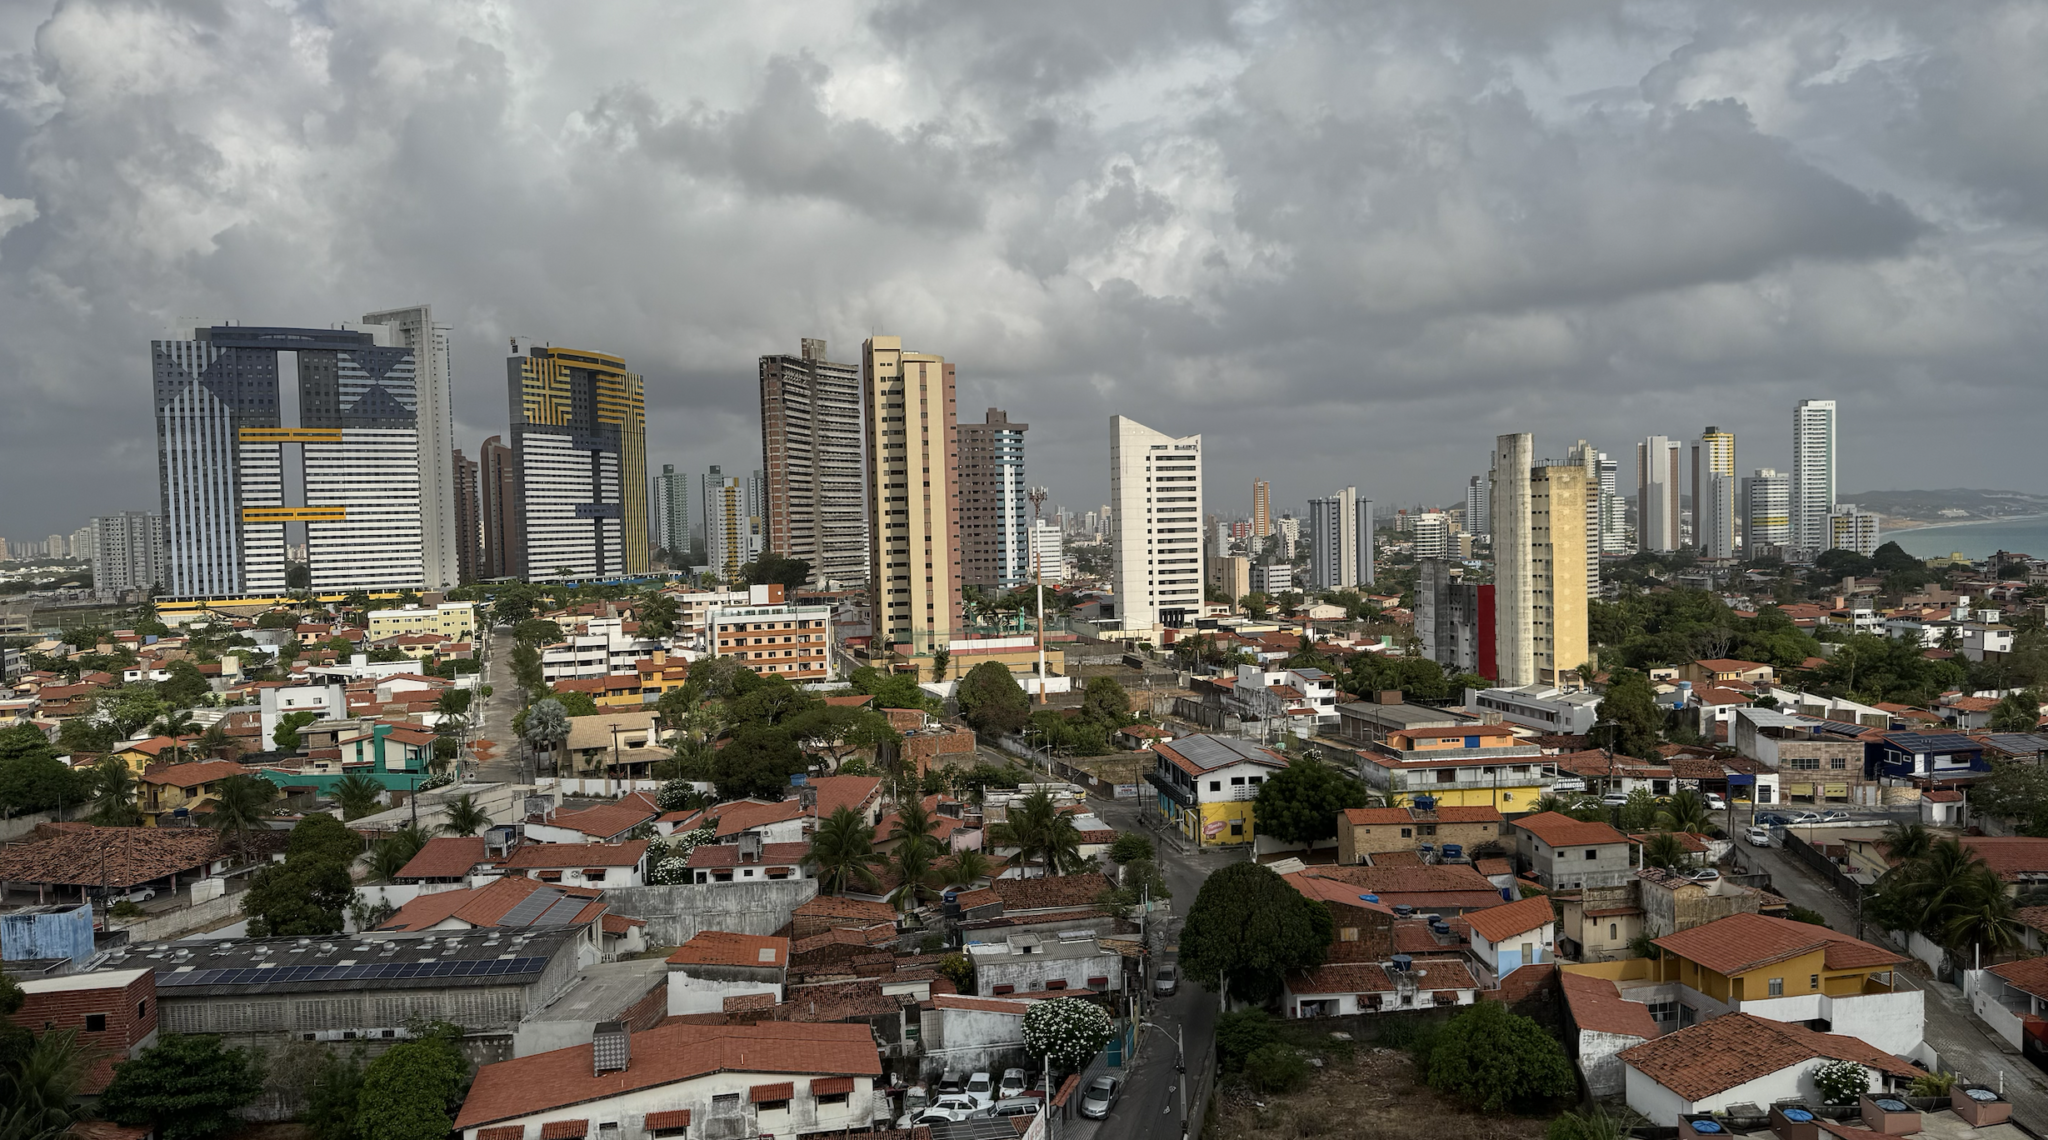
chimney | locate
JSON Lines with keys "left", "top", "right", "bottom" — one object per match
{"left": 593, "top": 1021, "right": 629, "bottom": 1074}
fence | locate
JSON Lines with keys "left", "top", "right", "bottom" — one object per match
{"left": 1777, "top": 830, "right": 1869, "bottom": 906}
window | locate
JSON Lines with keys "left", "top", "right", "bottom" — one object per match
{"left": 1585, "top": 849, "right": 1598, "bottom": 860}
{"left": 818, "top": 1092, "right": 849, "bottom": 1105}
{"left": 137, "top": 999, "right": 147, "bottom": 1019}
{"left": 84, "top": 1014, "right": 107, "bottom": 1032}
{"left": 1230, "top": 819, "right": 1244, "bottom": 836}
{"left": 1768, "top": 977, "right": 1785, "bottom": 997}
{"left": 1209, "top": 781, "right": 1221, "bottom": 792}
{"left": 1609, "top": 923, "right": 1618, "bottom": 940}
{"left": 1828, "top": 758, "right": 1847, "bottom": 769}
{"left": 1811, "top": 974, "right": 1820, "bottom": 990}
{"left": 1400, "top": 827, "right": 1412, "bottom": 838}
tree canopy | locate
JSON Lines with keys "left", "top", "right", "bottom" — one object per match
{"left": 1592, "top": 669, "right": 1662, "bottom": 760}
{"left": 1179, "top": 862, "right": 1333, "bottom": 1004}
{"left": 1423, "top": 1001, "right": 1575, "bottom": 1113}
{"left": 956, "top": 661, "right": 1031, "bottom": 736}
{"left": 243, "top": 852, "right": 355, "bottom": 937}
{"left": 1253, "top": 760, "right": 1371, "bottom": 845}
{"left": 351, "top": 1024, "right": 469, "bottom": 1140}
{"left": 97, "top": 1033, "right": 266, "bottom": 1140}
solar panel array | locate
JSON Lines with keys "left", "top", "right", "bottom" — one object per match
{"left": 1885, "top": 732, "right": 1980, "bottom": 753}
{"left": 156, "top": 956, "right": 549, "bottom": 988}
{"left": 498, "top": 889, "right": 588, "bottom": 929}
{"left": 1814, "top": 720, "right": 1869, "bottom": 737}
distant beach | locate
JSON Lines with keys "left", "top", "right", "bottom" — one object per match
{"left": 1885, "top": 513, "right": 2048, "bottom": 560}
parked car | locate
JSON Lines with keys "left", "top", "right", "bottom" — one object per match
{"left": 1154, "top": 963, "right": 1178, "bottom": 996}
{"left": 1702, "top": 792, "right": 1728, "bottom": 810}
{"left": 965, "top": 1072, "right": 994, "bottom": 1107}
{"left": 998, "top": 1069, "right": 1028, "bottom": 1101}
{"left": 992, "top": 1098, "right": 1042, "bottom": 1118}
{"left": 109, "top": 886, "right": 157, "bottom": 904}
{"left": 936, "top": 1071, "right": 965, "bottom": 1098}
{"left": 1757, "top": 813, "right": 1791, "bottom": 826}
{"left": 1078, "top": 1076, "right": 1122, "bottom": 1120}
{"left": 1601, "top": 792, "right": 1630, "bottom": 806}
{"left": 1687, "top": 868, "right": 1721, "bottom": 881}
{"left": 902, "top": 1097, "right": 990, "bottom": 1127}
{"left": 1745, "top": 827, "right": 1773, "bottom": 847}
{"left": 1821, "top": 810, "right": 1851, "bottom": 823}
{"left": 1788, "top": 811, "right": 1822, "bottom": 825}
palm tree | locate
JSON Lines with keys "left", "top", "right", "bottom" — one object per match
{"left": 89, "top": 755, "right": 142, "bottom": 826}
{"left": 194, "top": 720, "right": 233, "bottom": 760}
{"left": 206, "top": 774, "right": 276, "bottom": 865}
{"left": 332, "top": 774, "right": 386, "bottom": 822}
{"left": 886, "top": 837, "right": 944, "bottom": 912}
{"left": 0, "top": 1028, "right": 94, "bottom": 1139}
{"left": 991, "top": 788, "right": 1085, "bottom": 876}
{"left": 371, "top": 825, "right": 431, "bottom": 881}
{"left": 1881, "top": 821, "right": 1934, "bottom": 868}
{"left": 1530, "top": 794, "right": 1577, "bottom": 816}
{"left": 1641, "top": 832, "right": 1691, "bottom": 872}
{"left": 440, "top": 793, "right": 490, "bottom": 837}
{"left": 888, "top": 795, "right": 942, "bottom": 855}
{"left": 148, "top": 708, "right": 197, "bottom": 742}
{"left": 942, "top": 848, "right": 993, "bottom": 886}
{"left": 1654, "top": 789, "right": 1715, "bottom": 835}
{"left": 804, "top": 806, "right": 884, "bottom": 895}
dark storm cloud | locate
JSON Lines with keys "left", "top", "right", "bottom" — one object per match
{"left": 0, "top": 0, "right": 2042, "bottom": 541}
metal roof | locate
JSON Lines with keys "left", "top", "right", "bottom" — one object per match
{"left": 1164, "top": 734, "right": 1286, "bottom": 772}
{"left": 1983, "top": 734, "right": 2048, "bottom": 755}
{"left": 1881, "top": 732, "right": 1982, "bottom": 753}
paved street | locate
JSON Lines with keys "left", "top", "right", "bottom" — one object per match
{"left": 470, "top": 622, "right": 527, "bottom": 785}
{"left": 1730, "top": 826, "right": 2048, "bottom": 1129}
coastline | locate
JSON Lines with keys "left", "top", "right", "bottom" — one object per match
{"left": 1883, "top": 511, "right": 2048, "bottom": 533}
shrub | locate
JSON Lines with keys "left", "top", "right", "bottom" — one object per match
{"left": 1216, "top": 1008, "right": 1279, "bottom": 1072}
{"left": 1021, "top": 998, "right": 1115, "bottom": 1071}
{"left": 1812, "top": 1059, "right": 1869, "bottom": 1105}
{"left": 1424, "top": 1001, "right": 1574, "bottom": 1113}
{"left": 1909, "top": 1070, "right": 1957, "bottom": 1097}
{"left": 1548, "top": 1107, "right": 1636, "bottom": 1140}
{"left": 1242, "top": 1043, "right": 1312, "bottom": 1094}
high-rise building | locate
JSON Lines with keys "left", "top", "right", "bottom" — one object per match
{"left": 1411, "top": 512, "right": 1450, "bottom": 559}
{"left": 92, "top": 511, "right": 167, "bottom": 600}
{"left": 1793, "top": 399, "right": 1838, "bottom": 554}
{"left": 759, "top": 339, "right": 866, "bottom": 588}
{"left": 1252, "top": 480, "right": 1271, "bottom": 538}
{"left": 1417, "top": 558, "right": 1495, "bottom": 679}
{"left": 1635, "top": 436, "right": 1681, "bottom": 553}
{"left": 361, "top": 305, "right": 457, "bottom": 590}
{"left": 863, "top": 337, "right": 961, "bottom": 655}
{"left": 1208, "top": 554, "right": 1251, "bottom": 604}
{"left": 1305, "top": 488, "right": 1374, "bottom": 591}
{"left": 1490, "top": 434, "right": 1536, "bottom": 687}
{"left": 1028, "top": 518, "right": 1064, "bottom": 584}
{"left": 1597, "top": 452, "right": 1626, "bottom": 553}
{"left": 1529, "top": 462, "right": 1590, "bottom": 685}
{"left": 154, "top": 321, "right": 429, "bottom": 598}
{"left": 68, "top": 526, "right": 96, "bottom": 562}
{"left": 1742, "top": 468, "right": 1792, "bottom": 555}
{"left": 1692, "top": 426, "right": 1737, "bottom": 558}
{"left": 956, "top": 408, "right": 1030, "bottom": 592}
{"left": 703, "top": 465, "right": 764, "bottom": 585}
{"left": 1465, "top": 475, "right": 1490, "bottom": 536}
{"left": 1110, "top": 416, "right": 1203, "bottom": 631}
{"left": 451, "top": 448, "right": 481, "bottom": 585}
{"left": 1828, "top": 504, "right": 1881, "bottom": 556}
{"left": 650, "top": 464, "right": 689, "bottom": 561}
{"left": 504, "top": 342, "right": 648, "bottom": 581}
{"left": 1566, "top": 441, "right": 1602, "bottom": 597}
{"left": 479, "top": 436, "right": 519, "bottom": 580}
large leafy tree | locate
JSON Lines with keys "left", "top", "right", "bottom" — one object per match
{"left": 97, "top": 1033, "right": 265, "bottom": 1140}
{"left": 1592, "top": 669, "right": 1662, "bottom": 759}
{"left": 1424, "top": 1001, "right": 1575, "bottom": 1112}
{"left": 1079, "top": 676, "right": 1134, "bottom": 730}
{"left": 1253, "top": 760, "right": 1370, "bottom": 845}
{"left": 713, "top": 727, "right": 806, "bottom": 800}
{"left": 956, "top": 661, "right": 1031, "bottom": 736}
{"left": 0, "top": 1026, "right": 95, "bottom": 1139}
{"left": 804, "top": 806, "right": 884, "bottom": 895}
{"left": 286, "top": 812, "right": 363, "bottom": 867}
{"left": 1988, "top": 689, "right": 2045, "bottom": 733}
{"left": 1179, "top": 862, "right": 1333, "bottom": 1005}
{"left": 1867, "top": 837, "right": 2020, "bottom": 961}
{"left": 243, "top": 856, "right": 355, "bottom": 937}
{"left": 0, "top": 723, "right": 86, "bottom": 815}
{"left": 351, "top": 1024, "right": 469, "bottom": 1140}
{"left": 740, "top": 551, "right": 813, "bottom": 591}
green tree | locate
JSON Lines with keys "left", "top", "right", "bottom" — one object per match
{"left": 331, "top": 773, "right": 387, "bottom": 822}
{"left": 1079, "top": 676, "right": 1134, "bottom": 729}
{"left": 441, "top": 793, "right": 491, "bottom": 837}
{"left": 1423, "top": 1000, "right": 1574, "bottom": 1112}
{"left": 243, "top": 856, "right": 355, "bottom": 937}
{"left": 512, "top": 619, "right": 564, "bottom": 646}
{"left": 522, "top": 698, "right": 571, "bottom": 767}
{"left": 1988, "top": 689, "right": 2044, "bottom": 733}
{"left": 156, "top": 659, "right": 214, "bottom": 709}
{"left": 1214, "top": 1008, "right": 1279, "bottom": 1071}
{"left": 1641, "top": 832, "right": 1690, "bottom": 871}
{"left": 1882, "top": 821, "right": 1934, "bottom": 864}
{"left": 1243, "top": 1043, "right": 1311, "bottom": 1093}
{"left": 1107, "top": 833, "right": 1155, "bottom": 866}
{"left": 0, "top": 725, "right": 86, "bottom": 815}
{"left": 1617, "top": 787, "right": 1659, "bottom": 833}
{"left": 956, "top": 661, "right": 1031, "bottom": 736}
{"left": 351, "top": 1026, "right": 469, "bottom": 1140}
{"left": 1972, "top": 758, "right": 2048, "bottom": 833}
{"left": 1253, "top": 760, "right": 1370, "bottom": 845}
{"left": 1593, "top": 670, "right": 1662, "bottom": 759}
{"left": 303, "top": 1047, "right": 365, "bottom": 1140}
{"left": 740, "top": 551, "right": 813, "bottom": 591}
{"left": 989, "top": 787, "right": 1083, "bottom": 875}
{"left": 97, "top": 1033, "right": 265, "bottom": 1140}
{"left": 725, "top": 676, "right": 823, "bottom": 730}
{"left": 713, "top": 727, "right": 806, "bottom": 800}
{"left": 929, "top": 647, "right": 951, "bottom": 682}
{"left": 554, "top": 690, "right": 601, "bottom": 718}
{"left": 89, "top": 753, "right": 142, "bottom": 826}
{"left": 1180, "top": 862, "right": 1333, "bottom": 1005}
{"left": 205, "top": 774, "right": 276, "bottom": 863}
{"left": 1867, "top": 838, "right": 2021, "bottom": 961}
{"left": 1653, "top": 789, "right": 1714, "bottom": 835}
{"left": 0, "top": 1028, "right": 95, "bottom": 1140}
{"left": 509, "top": 643, "right": 544, "bottom": 693}
{"left": 803, "top": 805, "right": 884, "bottom": 895}
{"left": 100, "top": 685, "right": 167, "bottom": 738}
{"left": 273, "top": 710, "right": 319, "bottom": 751}
{"left": 287, "top": 812, "right": 364, "bottom": 867}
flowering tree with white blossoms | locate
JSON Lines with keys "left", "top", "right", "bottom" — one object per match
{"left": 647, "top": 826, "right": 715, "bottom": 885}
{"left": 1022, "top": 997, "right": 1114, "bottom": 1071}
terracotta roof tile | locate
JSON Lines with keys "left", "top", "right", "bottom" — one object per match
{"left": 989, "top": 874, "right": 1113, "bottom": 912}
{"left": 1514, "top": 812, "right": 1631, "bottom": 848}
{"left": 668, "top": 931, "right": 790, "bottom": 969}
{"left": 711, "top": 798, "right": 807, "bottom": 838}
{"left": 807, "top": 775, "right": 883, "bottom": 819}
{"left": 1560, "top": 972, "right": 1658, "bottom": 1039}
{"left": 1960, "top": 837, "right": 2048, "bottom": 881}
{"left": 1652, "top": 912, "right": 1903, "bottom": 976}
{"left": 396, "top": 836, "right": 488, "bottom": 880}
{"left": 502, "top": 841, "right": 648, "bottom": 869}
{"left": 793, "top": 896, "right": 898, "bottom": 927}
{"left": 1619, "top": 1013, "right": 1915, "bottom": 1101}
{"left": 140, "top": 759, "right": 248, "bottom": 788}
{"left": 642, "top": 1111, "right": 690, "bottom": 1131}
{"left": 0, "top": 825, "right": 220, "bottom": 888}
{"left": 1464, "top": 894, "right": 1556, "bottom": 943}
{"left": 540, "top": 1121, "right": 587, "bottom": 1139}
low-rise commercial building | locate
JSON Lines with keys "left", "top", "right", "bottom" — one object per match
{"left": 1335, "top": 804, "right": 1503, "bottom": 865}
{"left": 705, "top": 584, "right": 834, "bottom": 681}
{"left": 366, "top": 602, "right": 477, "bottom": 642}
{"left": 1144, "top": 735, "right": 1287, "bottom": 847}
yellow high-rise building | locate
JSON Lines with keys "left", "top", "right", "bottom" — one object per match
{"left": 863, "top": 336, "right": 960, "bottom": 657}
{"left": 505, "top": 344, "right": 648, "bottom": 579}
{"left": 1530, "top": 462, "right": 1589, "bottom": 686}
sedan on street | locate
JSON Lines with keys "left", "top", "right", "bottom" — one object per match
{"left": 1078, "top": 1076, "right": 1121, "bottom": 1120}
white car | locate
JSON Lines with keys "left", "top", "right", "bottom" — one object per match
{"left": 1702, "top": 792, "right": 1727, "bottom": 811}
{"left": 899, "top": 1097, "right": 988, "bottom": 1127}
{"left": 1601, "top": 792, "right": 1630, "bottom": 807}
{"left": 998, "top": 1069, "right": 1029, "bottom": 1101}
{"left": 1789, "top": 811, "right": 1822, "bottom": 825}
{"left": 964, "top": 1072, "right": 994, "bottom": 1107}
{"left": 1745, "top": 826, "right": 1773, "bottom": 847}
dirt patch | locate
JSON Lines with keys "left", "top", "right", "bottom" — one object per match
{"left": 1204, "top": 1042, "right": 1550, "bottom": 1140}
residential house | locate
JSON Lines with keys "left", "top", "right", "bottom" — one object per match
{"left": 1561, "top": 972, "right": 1658, "bottom": 1097}
{"left": 710, "top": 799, "right": 810, "bottom": 845}
{"left": 138, "top": 760, "right": 252, "bottom": 824}
{"left": 560, "top": 712, "right": 671, "bottom": 780}
{"left": 0, "top": 826, "right": 230, "bottom": 903}
{"left": 1618, "top": 1012, "right": 1916, "bottom": 1125}
{"left": 1335, "top": 803, "right": 1504, "bottom": 865}
{"left": 1514, "top": 813, "right": 1637, "bottom": 890}
{"left": 666, "top": 931, "right": 790, "bottom": 1015}
{"left": 378, "top": 875, "right": 640, "bottom": 962}
{"left": 1871, "top": 730, "right": 1989, "bottom": 788}
{"left": 1731, "top": 708, "right": 1877, "bottom": 806}
{"left": 1465, "top": 894, "right": 1559, "bottom": 980}
{"left": 1958, "top": 837, "right": 2048, "bottom": 897}
{"left": 802, "top": 775, "right": 885, "bottom": 828}
{"left": 1282, "top": 957, "right": 1480, "bottom": 1018}
{"left": 1466, "top": 684, "right": 1604, "bottom": 735}
{"left": 526, "top": 796, "right": 659, "bottom": 845}
{"left": 393, "top": 837, "right": 494, "bottom": 884}
{"left": 1282, "top": 870, "right": 1397, "bottom": 962}
{"left": 1228, "top": 663, "right": 1340, "bottom": 734}
{"left": 1678, "top": 659, "right": 1775, "bottom": 688}
{"left": 501, "top": 841, "right": 650, "bottom": 889}
{"left": 965, "top": 931, "right": 1126, "bottom": 998}
{"left": 1286, "top": 864, "right": 1508, "bottom": 916}
{"left": 686, "top": 835, "right": 809, "bottom": 884}
{"left": 1144, "top": 735, "right": 1288, "bottom": 847}
{"left": 1330, "top": 694, "right": 1477, "bottom": 751}
{"left": 453, "top": 1021, "right": 881, "bottom": 1140}
{"left": 1342, "top": 724, "right": 1552, "bottom": 812}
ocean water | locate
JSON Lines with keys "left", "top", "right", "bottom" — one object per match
{"left": 1887, "top": 514, "right": 2048, "bottom": 561}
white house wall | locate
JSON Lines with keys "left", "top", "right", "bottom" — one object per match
{"left": 1626, "top": 1061, "right": 1880, "bottom": 1126}
{"left": 458, "top": 1072, "right": 879, "bottom": 1140}
{"left": 667, "top": 971, "right": 783, "bottom": 1016}
{"left": 1578, "top": 1029, "right": 1648, "bottom": 1098}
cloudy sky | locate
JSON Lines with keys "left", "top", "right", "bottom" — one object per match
{"left": 1, "top": 0, "right": 2044, "bottom": 540}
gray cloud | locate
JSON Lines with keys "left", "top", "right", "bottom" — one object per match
{"left": 0, "top": 0, "right": 2042, "bottom": 544}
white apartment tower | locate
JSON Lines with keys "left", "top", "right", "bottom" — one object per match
{"left": 1793, "top": 399, "right": 1838, "bottom": 554}
{"left": 1828, "top": 504, "right": 1881, "bottom": 557}
{"left": 92, "top": 511, "right": 167, "bottom": 600}
{"left": 1692, "top": 426, "right": 1737, "bottom": 559}
{"left": 361, "top": 305, "right": 457, "bottom": 590}
{"left": 1110, "top": 416, "right": 1203, "bottom": 632}
{"left": 1597, "top": 452, "right": 1626, "bottom": 553}
{"left": 1490, "top": 433, "right": 1536, "bottom": 687}
{"left": 702, "top": 464, "right": 764, "bottom": 585}
{"left": 1635, "top": 436, "right": 1681, "bottom": 553}
{"left": 1743, "top": 469, "right": 1792, "bottom": 554}
{"left": 1306, "top": 487, "right": 1375, "bottom": 590}
{"left": 1566, "top": 440, "right": 1602, "bottom": 597}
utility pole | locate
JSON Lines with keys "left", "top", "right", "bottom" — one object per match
{"left": 1028, "top": 487, "right": 1049, "bottom": 705}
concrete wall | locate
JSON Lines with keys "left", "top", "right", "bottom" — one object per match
{"left": 667, "top": 968, "right": 783, "bottom": 1015}
{"left": 1969, "top": 978, "right": 2026, "bottom": 1050}
{"left": 1739, "top": 989, "right": 1924, "bottom": 1058}
{"left": 919, "top": 1005, "right": 1028, "bottom": 1081}
{"left": 602, "top": 879, "right": 819, "bottom": 946}
{"left": 1579, "top": 1028, "right": 1647, "bottom": 1097}
{"left": 112, "top": 890, "right": 244, "bottom": 942}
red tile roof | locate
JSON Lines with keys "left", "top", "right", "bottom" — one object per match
{"left": 711, "top": 798, "right": 807, "bottom": 838}
{"left": 540, "top": 1121, "right": 587, "bottom": 1139}
{"left": 1287, "top": 957, "right": 1477, "bottom": 995}
{"left": 454, "top": 1022, "right": 879, "bottom": 1128}
{"left": 1618, "top": 1013, "right": 1915, "bottom": 1101}
{"left": 1464, "top": 895, "right": 1556, "bottom": 944}
{"left": 686, "top": 841, "right": 810, "bottom": 869}
{"left": 1959, "top": 837, "right": 2048, "bottom": 881}
{"left": 989, "top": 874, "right": 1114, "bottom": 912}
{"left": 792, "top": 896, "right": 898, "bottom": 927}
{"left": 642, "top": 1111, "right": 691, "bottom": 1130}
{"left": 1922, "top": 790, "right": 1964, "bottom": 803}
{"left": 544, "top": 801, "right": 657, "bottom": 839}
{"left": 1560, "top": 972, "right": 1658, "bottom": 1039}
{"left": 1651, "top": 912, "right": 1903, "bottom": 976}
{"left": 141, "top": 760, "right": 247, "bottom": 788}
{"left": 379, "top": 875, "right": 605, "bottom": 932}
{"left": 930, "top": 994, "right": 1031, "bottom": 1015}
{"left": 477, "top": 1128, "right": 524, "bottom": 1140}
{"left": 1693, "top": 658, "right": 1770, "bottom": 673}
{"left": 396, "top": 836, "right": 489, "bottom": 880}
{"left": 502, "top": 841, "right": 648, "bottom": 869}
{"left": 668, "top": 931, "right": 790, "bottom": 969}
{"left": 807, "top": 775, "right": 883, "bottom": 819}
{"left": 750, "top": 1081, "right": 795, "bottom": 1103}
{"left": 1514, "top": 812, "right": 1631, "bottom": 848}
{"left": 1283, "top": 871, "right": 1396, "bottom": 913}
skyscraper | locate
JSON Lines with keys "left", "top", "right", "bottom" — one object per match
{"left": 68, "top": 526, "right": 96, "bottom": 562}
{"left": 153, "top": 321, "right": 428, "bottom": 598}
{"left": 1565, "top": 441, "right": 1602, "bottom": 597}
{"left": 1111, "top": 416, "right": 1203, "bottom": 632}
{"left": 650, "top": 464, "right": 689, "bottom": 561}
{"left": 702, "top": 464, "right": 763, "bottom": 585}
{"left": 1635, "top": 436, "right": 1681, "bottom": 553}
{"left": 760, "top": 339, "right": 866, "bottom": 588}
{"left": 504, "top": 342, "right": 648, "bottom": 580}
{"left": 92, "top": 511, "right": 166, "bottom": 600}
{"left": 1828, "top": 504, "right": 1881, "bottom": 556}
{"left": 1793, "top": 399, "right": 1838, "bottom": 554}
{"left": 451, "top": 448, "right": 481, "bottom": 585}
{"left": 479, "top": 436, "right": 519, "bottom": 580}
{"left": 1742, "top": 468, "right": 1792, "bottom": 554}
{"left": 1597, "top": 452, "right": 1626, "bottom": 553}
{"left": 361, "top": 305, "right": 457, "bottom": 590}
{"left": 1465, "top": 475, "right": 1489, "bottom": 535}
{"left": 1490, "top": 434, "right": 1535, "bottom": 687}
{"left": 1306, "top": 487, "right": 1375, "bottom": 591}
{"left": 1692, "top": 426, "right": 1737, "bottom": 558}
{"left": 1529, "top": 462, "right": 1590, "bottom": 684}
{"left": 1252, "top": 480, "right": 1271, "bottom": 538}
{"left": 956, "top": 409, "right": 1030, "bottom": 592}
{"left": 864, "top": 337, "right": 961, "bottom": 655}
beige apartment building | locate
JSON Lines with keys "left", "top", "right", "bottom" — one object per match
{"left": 863, "top": 336, "right": 961, "bottom": 659}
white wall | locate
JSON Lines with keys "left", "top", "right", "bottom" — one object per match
{"left": 1626, "top": 1060, "right": 1880, "bottom": 1126}
{"left": 666, "top": 969, "right": 783, "bottom": 1016}
{"left": 1580, "top": 1029, "right": 1648, "bottom": 1097}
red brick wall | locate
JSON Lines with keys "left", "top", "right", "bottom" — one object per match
{"left": 904, "top": 729, "right": 975, "bottom": 775}
{"left": 1486, "top": 962, "right": 1558, "bottom": 1006}
{"left": 18, "top": 972, "right": 158, "bottom": 1092}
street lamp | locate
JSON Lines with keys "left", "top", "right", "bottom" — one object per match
{"left": 1137, "top": 1020, "right": 1188, "bottom": 1127}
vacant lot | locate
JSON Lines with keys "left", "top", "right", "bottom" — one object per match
{"left": 1204, "top": 1037, "right": 1551, "bottom": 1140}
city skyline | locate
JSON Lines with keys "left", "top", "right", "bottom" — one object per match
{"left": 1, "top": 5, "right": 2045, "bottom": 536}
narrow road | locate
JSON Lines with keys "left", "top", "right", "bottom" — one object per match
{"left": 471, "top": 623, "right": 528, "bottom": 785}
{"left": 1732, "top": 832, "right": 2048, "bottom": 1128}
